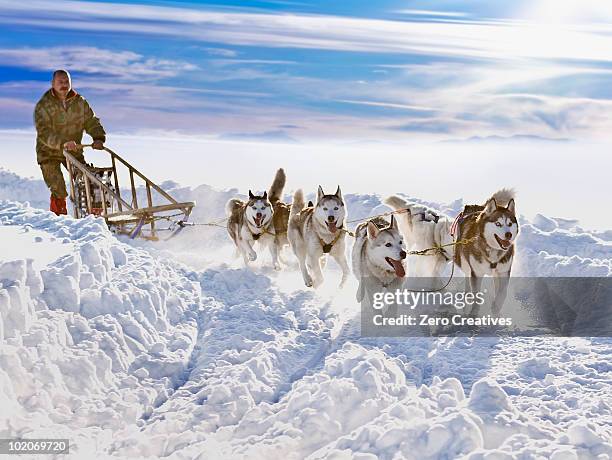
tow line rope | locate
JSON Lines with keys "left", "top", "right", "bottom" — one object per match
{"left": 158, "top": 207, "right": 477, "bottom": 258}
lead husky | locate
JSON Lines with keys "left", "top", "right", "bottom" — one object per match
{"left": 384, "top": 196, "right": 454, "bottom": 279}
{"left": 226, "top": 168, "right": 289, "bottom": 269}
{"left": 453, "top": 189, "right": 519, "bottom": 315}
{"left": 288, "top": 186, "right": 350, "bottom": 288}
{"left": 352, "top": 215, "right": 407, "bottom": 305}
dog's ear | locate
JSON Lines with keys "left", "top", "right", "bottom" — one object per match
{"left": 506, "top": 198, "right": 515, "bottom": 214}
{"left": 249, "top": 190, "right": 255, "bottom": 200}
{"left": 484, "top": 197, "right": 497, "bottom": 214}
{"left": 317, "top": 185, "right": 324, "bottom": 203}
{"left": 335, "top": 185, "right": 343, "bottom": 201}
{"left": 307, "top": 200, "right": 314, "bottom": 208}
{"left": 388, "top": 214, "right": 398, "bottom": 230}
{"left": 262, "top": 191, "right": 268, "bottom": 200}
{"left": 367, "top": 221, "right": 380, "bottom": 239}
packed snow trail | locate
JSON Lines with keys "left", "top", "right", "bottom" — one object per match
{"left": 1, "top": 172, "right": 611, "bottom": 459}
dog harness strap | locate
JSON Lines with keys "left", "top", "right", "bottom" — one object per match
{"left": 450, "top": 212, "right": 463, "bottom": 237}
{"left": 320, "top": 230, "right": 342, "bottom": 253}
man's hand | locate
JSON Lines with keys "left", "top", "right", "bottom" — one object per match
{"left": 64, "top": 140, "right": 78, "bottom": 151}
{"left": 92, "top": 140, "right": 104, "bottom": 150}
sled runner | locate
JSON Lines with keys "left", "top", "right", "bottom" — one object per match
{"left": 64, "top": 145, "right": 195, "bottom": 240}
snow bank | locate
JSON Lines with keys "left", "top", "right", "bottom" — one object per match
{"left": 0, "top": 201, "right": 201, "bottom": 456}
{"left": 0, "top": 168, "right": 49, "bottom": 211}
{"left": 1, "top": 170, "right": 611, "bottom": 459}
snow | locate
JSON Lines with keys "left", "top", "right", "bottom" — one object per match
{"left": 0, "top": 223, "right": 74, "bottom": 270}
{"left": 1, "top": 170, "right": 611, "bottom": 459}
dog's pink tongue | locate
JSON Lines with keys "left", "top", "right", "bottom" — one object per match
{"left": 389, "top": 259, "right": 405, "bottom": 278}
{"left": 328, "top": 221, "right": 337, "bottom": 233}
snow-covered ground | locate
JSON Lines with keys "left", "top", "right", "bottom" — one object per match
{"left": 1, "top": 169, "right": 611, "bottom": 459}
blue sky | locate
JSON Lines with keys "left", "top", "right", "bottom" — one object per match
{"left": 1, "top": 0, "right": 612, "bottom": 142}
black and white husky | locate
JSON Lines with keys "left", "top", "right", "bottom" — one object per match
{"left": 384, "top": 196, "right": 454, "bottom": 279}
{"left": 288, "top": 186, "right": 350, "bottom": 288}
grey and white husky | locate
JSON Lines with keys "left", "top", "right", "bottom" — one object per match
{"left": 288, "top": 186, "right": 350, "bottom": 288}
{"left": 352, "top": 215, "right": 407, "bottom": 305}
{"left": 226, "top": 168, "right": 289, "bottom": 269}
{"left": 453, "top": 188, "right": 519, "bottom": 315}
{"left": 384, "top": 196, "right": 454, "bottom": 279}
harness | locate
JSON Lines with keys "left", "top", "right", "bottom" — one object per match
{"left": 449, "top": 212, "right": 464, "bottom": 238}
{"left": 319, "top": 227, "right": 343, "bottom": 253}
{"left": 439, "top": 248, "right": 451, "bottom": 262}
{"left": 417, "top": 210, "right": 440, "bottom": 223}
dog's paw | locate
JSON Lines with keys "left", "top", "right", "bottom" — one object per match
{"left": 273, "top": 263, "right": 281, "bottom": 271}
{"left": 248, "top": 251, "right": 257, "bottom": 262}
{"left": 303, "top": 274, "right": 313, "bottom": 287}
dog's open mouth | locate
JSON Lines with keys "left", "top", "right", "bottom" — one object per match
{"left": 253, "top": 216, "right": 265, "bottom": 227}
{"left": 385, "top": 257, "right": 406, "bottom": 278}
{"left": 326, "top": 221, "right": 337, "bottom": 233}
{"left": 495, "top": 234, "right": 512, "bottom": 250}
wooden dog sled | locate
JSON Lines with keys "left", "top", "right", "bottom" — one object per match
{"left": 64, "top": 145, "right": 195, "bottom": 240}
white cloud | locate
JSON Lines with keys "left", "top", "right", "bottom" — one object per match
{"left": 2, "top": 1, "right": 612, "bottom": 63}
{"left": 394, "top": 9, "right": 469, "bottom": 18}
{"left": 336, "top": 99, "right": 437, "bottom": 112}
{"left": 202, "top": 47, "right": 238, "bottom": 57}
{"left": 0, "top": 46, "right": 197, "bottom": 80}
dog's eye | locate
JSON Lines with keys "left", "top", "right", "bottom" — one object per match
{"left": 323, "top": 207, "right": 328, "bottom": 211}
{"left": 399, "top": 241, "right": 403, "bottom": 245}
{"left": 495, "top": 222, "right": 502, "bottom": 227}
{"left": 385, "top": 242, "right": 392, "bottom": 247}
{"left": 334, "top": 207, "right": 338, "bottom": 210}
{"left": 252, "top": 206, "right": 257, "bottom": 210}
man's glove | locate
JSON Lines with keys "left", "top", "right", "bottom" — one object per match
{"left": 64, "top": 140, "right": 78, "bottom": 151}
{"left": 92, "top": 140, "right": 104, "bottom": 150}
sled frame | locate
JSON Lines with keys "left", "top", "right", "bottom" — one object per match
{"left": 64, "top": 146, "right": 195, "bottom": 240}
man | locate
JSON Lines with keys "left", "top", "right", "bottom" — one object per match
{"left": 34, "top": 69, "right": 106, "bottom": 215}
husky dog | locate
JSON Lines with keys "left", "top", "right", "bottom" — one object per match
{"left": 384, "top": 196, "right": 454, "bottom": 279}
{"left": 352, "top": 215, "right": 407, "bottom": 305}
{"left": 453, "top": 189, "right": 519, "bottom": 315}
{"left": 288, "top": 186, "right": 350, "bottom": 288}
{"left": 226, "top": 168, "right": 289, "bottom": 269}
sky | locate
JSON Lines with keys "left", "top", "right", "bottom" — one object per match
{"left": 1, "top": 0, "right": 612, "bottom": 142}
